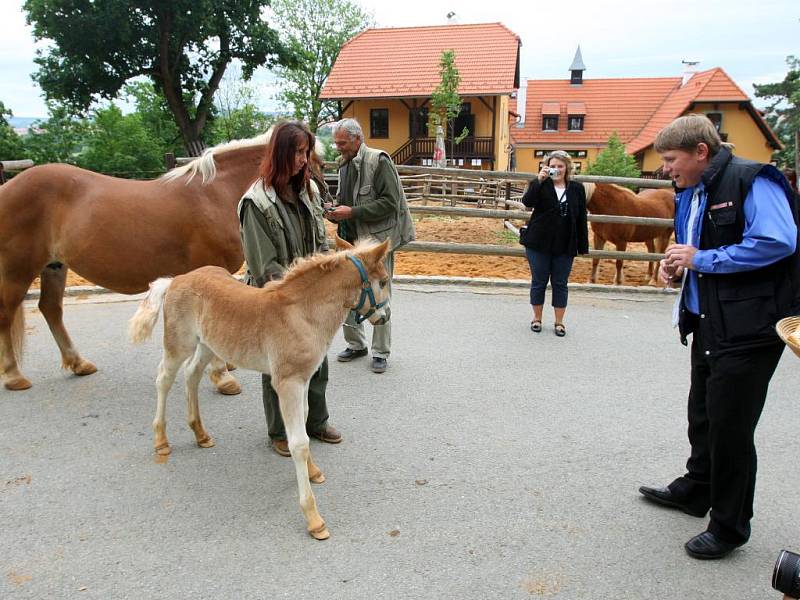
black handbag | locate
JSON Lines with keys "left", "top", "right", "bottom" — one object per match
{"left": 518, "top": 226, "right": 528, "bottom": 245}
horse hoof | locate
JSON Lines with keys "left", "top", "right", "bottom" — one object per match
{"left": 197, "top": 435, "right": 215, "bottom": 449}
{"left": 155, "top": 443, "right": 172, "bottom": 456}
{"left": 4, "top": 376, "right": 33, "bottom": 391}
{"left": 215, "top": 377, "right": 241, "bottom": 396}
{"left": 309, "top": 525, "right": 330, "bottom": 540}
{"left": 309, "top": 471, "right": 326, "bottom": 484}
{"left": 73, "top": 360, "right": 98, "bottom": 376}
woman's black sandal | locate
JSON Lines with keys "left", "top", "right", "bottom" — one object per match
{"left": 554, "top": 323, "right": 566, "bottom": 337}
{"left": 531, "top": 320, "right": 542, "bottom": 333}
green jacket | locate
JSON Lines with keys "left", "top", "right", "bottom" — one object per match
{"left": 336, "top": 143, "right": 415, "bottom": 249}
{"left": 237, "top": 179, "right": 327, "bottom": 288}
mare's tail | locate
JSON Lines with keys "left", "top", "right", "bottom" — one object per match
{"left": 128, "top": 278, "right": 173, "bottom": 344}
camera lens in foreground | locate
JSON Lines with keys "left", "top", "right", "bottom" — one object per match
{"left": 773, "top": 550, "right": 800, "bottom": 597}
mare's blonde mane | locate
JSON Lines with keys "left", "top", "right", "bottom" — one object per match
{"left": 161, "top": 132, "right": 272, "bottom": 185}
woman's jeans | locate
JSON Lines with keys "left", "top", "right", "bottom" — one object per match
{"left": 525, "top": 248, "right": 574, "bottom": 308}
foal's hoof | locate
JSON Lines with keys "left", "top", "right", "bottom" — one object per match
{"left": 197, "top": 435, "right": 216, "bottom": 449}
{"left": 155, "top": 443, "right": 172, "bottom": 456}
{"left": 211, "top": 372, "right": 241, "bottom": 396}
{"left": 308, "top": 524, "right": 330, "bottom": 540}
{"left": 4, "top": 375, "right": 33, "bottom": 391}
{"left": 72, "top": 360, "right": 98, "bottom": 376}
{"left": 309, "top": 471, "right": 326, "bottom": 484}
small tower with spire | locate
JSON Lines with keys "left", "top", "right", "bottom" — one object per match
{"left": 569, "top": 45, "right": 586, "bottom": 85}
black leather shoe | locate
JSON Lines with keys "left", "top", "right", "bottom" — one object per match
{"left": 371, "top": 357, "right": 387, "bottom": 373}
{"left": 685, "top": 531, "right": 743, "bottom": 560}
{"left": 638, "top": 485, "right": 708, "bottom": 517}
{"left": 337, "top": 347, "right": 368, "bottom": 362}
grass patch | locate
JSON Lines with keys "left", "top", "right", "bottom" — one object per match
{"left": 495, "top": 229, "right": 520, "bottom": 245}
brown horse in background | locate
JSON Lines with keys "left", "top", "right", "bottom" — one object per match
{"left": 583, "top": 183, "right": 674, "bottom": 285}
{"left": 0, "top": 134, "right": 274, "bottom": 391}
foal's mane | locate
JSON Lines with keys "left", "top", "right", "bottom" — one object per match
{"left": 161, "top": 132, "right": 271, "bottom": 185}
{"left": 280, "top": 241, "right": 382, "bottom": 287}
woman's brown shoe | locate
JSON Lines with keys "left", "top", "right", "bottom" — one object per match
{"left": 271, "top": 439, "right": 291, "bottom": 457}
{"left": 310, "top": 425, "right": 342, "bottom": 444}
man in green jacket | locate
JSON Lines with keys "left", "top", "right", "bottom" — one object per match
{"left": 326, "top": 118, "right": 415, "bottom": 373}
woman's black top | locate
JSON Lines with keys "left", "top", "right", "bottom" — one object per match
{"left": 520, "top": 178, "right": 589, "bottom": 256}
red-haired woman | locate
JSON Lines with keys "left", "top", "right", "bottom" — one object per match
{"left": 237, "top": 120, "right": 341, "bottom": 457}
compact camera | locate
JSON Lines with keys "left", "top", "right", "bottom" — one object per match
{"left": 773, "top": 550, "right": 800, "bottom": 598}
{"left": 548, "top": 167, "right": 559, "bottom": 177}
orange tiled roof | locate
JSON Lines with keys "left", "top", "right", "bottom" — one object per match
{"left": 321, "top": 23, "right": 520, "bottom": 99}
{"left": 512, "top": 67, "right": 779, "bottom": 153}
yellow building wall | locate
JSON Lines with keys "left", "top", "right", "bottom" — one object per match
{"left": 341, "top": 99, "right": 411, "bottom": 155}
{"left": 640, "top": 103, "right": 775, "bottom": 171}
{"left": 341, "top": 96, "right": 511, "bottom": 168}
{"left": 514, "top": 146, "right": 603, "bottom": 176}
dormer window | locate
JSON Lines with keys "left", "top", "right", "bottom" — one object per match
{"left": 567, "top": 102, "right": 586, "bottom": 132}
{"left": 543, "top": 115, "right": 559, "bottom": 131}
{"left": 541, "top": 102, "right": 560, "bottom": 132}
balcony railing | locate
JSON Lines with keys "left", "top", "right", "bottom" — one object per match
{"left": 391, "top": 137, "right": 494, "bottom": 165}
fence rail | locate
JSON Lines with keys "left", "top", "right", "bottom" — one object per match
{"left": 0, "top": 159, "right": 35, "bottom": 184}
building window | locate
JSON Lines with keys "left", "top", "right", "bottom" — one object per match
{"left": 706, "top": 112, "right": 723, "bottom": 132}
{"left": 409, "top": 106, "right": 429, "bottom": 138}
{"left": 370, "top": 108, "right": 389, "bottom": 138}
{"left": 542, "top": 115, "right": 558, "bottom": 131}
{"left": 568, "top": 115, "right": 584, "bottom": 131}
{"left": 573, "top": 162, "right": 582, "bottom": 173}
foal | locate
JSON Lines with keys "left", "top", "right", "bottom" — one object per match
{"left": 128, "top": 238, "right": 390, "bottom": 540}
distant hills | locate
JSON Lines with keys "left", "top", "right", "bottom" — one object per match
{"left": 8, "top": 116, "right": 41, "bottom": 131}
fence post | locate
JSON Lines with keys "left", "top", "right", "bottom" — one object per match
{"left": 164, "top": 153, "right": 176, "bottom": 171}
{"left": 0, "top": 162, "right": 5, "bottom": 185}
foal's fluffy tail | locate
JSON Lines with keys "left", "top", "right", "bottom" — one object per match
{"left": 128, "top": 278, "right": 173, "bottom": 344}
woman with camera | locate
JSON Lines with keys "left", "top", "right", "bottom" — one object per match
{"left": 520, "top": 150, "right": 589, "bottom": 336}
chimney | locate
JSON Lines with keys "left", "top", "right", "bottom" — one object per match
{"left": 569, "top": 45, "right": 586, "bottom": 85}
{"left": 515, "top": 78, "right": 527, "bottom": 128}
{"left": 681, "top": 59, "right": 700, "bottom": 86}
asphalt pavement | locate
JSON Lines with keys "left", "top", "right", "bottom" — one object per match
{"left": 1, "top": 283, "right": 797, "bottom": 599}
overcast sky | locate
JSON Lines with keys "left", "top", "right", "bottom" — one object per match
{"left": 0, "top": 0, "right": 797, "bottom": 118}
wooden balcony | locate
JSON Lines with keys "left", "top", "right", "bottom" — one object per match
{"left": 391, "top": 136, "right": 494, "bottom": 165}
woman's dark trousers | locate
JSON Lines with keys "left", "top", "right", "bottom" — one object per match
{"left": 525, "top": 248, "right": 574, "bottom": 307}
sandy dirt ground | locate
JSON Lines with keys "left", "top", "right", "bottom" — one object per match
{"left": 44, "top": 216, "right": 659, "bottom": 290}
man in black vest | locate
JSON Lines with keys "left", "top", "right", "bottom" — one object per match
{"left": 639, "top": 114, "right": 799, "bottom": 559}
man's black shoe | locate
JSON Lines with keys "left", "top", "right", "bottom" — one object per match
{"left": 337, "top": 347, "right": 368, "bottom": 362}
{"left": 371, "top": 357, "right": 387, "bottom": 373}
{"left": 638, "top": 485, "right": 708, "bottom": 517}
{"left": 685, "top": 531, "right": 743, "bottom": 560}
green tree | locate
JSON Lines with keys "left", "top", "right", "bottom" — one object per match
{"left": 207, "top": 68, "right": 279, "bottom": 143}
{"left": 586, "top": 132, "right": 641, "bottom": 187}
{"left": 271, "top": 0, "right": 372, "bottom": 132}
{"left": 124, "top": 81, "right": 184, "bottom": 157}
{"left": 76, "top": 104, "right": 164, "bottom": 177}
{"left": 0, "top": 101, "right": 24, "bottom": 161}
{"left": 24, "top": 0, "right": 293, "bottom": 155}
{"left": 428, "top": 49, "right": 469, "bottom": 165}
{"left": 22, "top": 103, "right": 87, "bottom": 165}
{"left": 754, "top": 55, "right": 799, "bottom": 171}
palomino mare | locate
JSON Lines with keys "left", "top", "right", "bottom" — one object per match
{"left": 583, "top": 183, "right": 675, "bottom": 285}
{"left": 0, "top": 134, "right": 276, "bottom": 392}
{"left": 128, "top": 238, "right": 391, "bottom": 540}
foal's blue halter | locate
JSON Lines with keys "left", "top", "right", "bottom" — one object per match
{"left": 347, "top": 255, "right": 388, "bottom": 324}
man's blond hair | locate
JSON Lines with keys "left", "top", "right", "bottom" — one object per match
{"left": 654, "top": 114, "right": 724, "bottom": 155}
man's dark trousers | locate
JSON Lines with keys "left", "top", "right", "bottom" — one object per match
{"left": 669, "top": 325, "right": 785, "bottom": 544}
